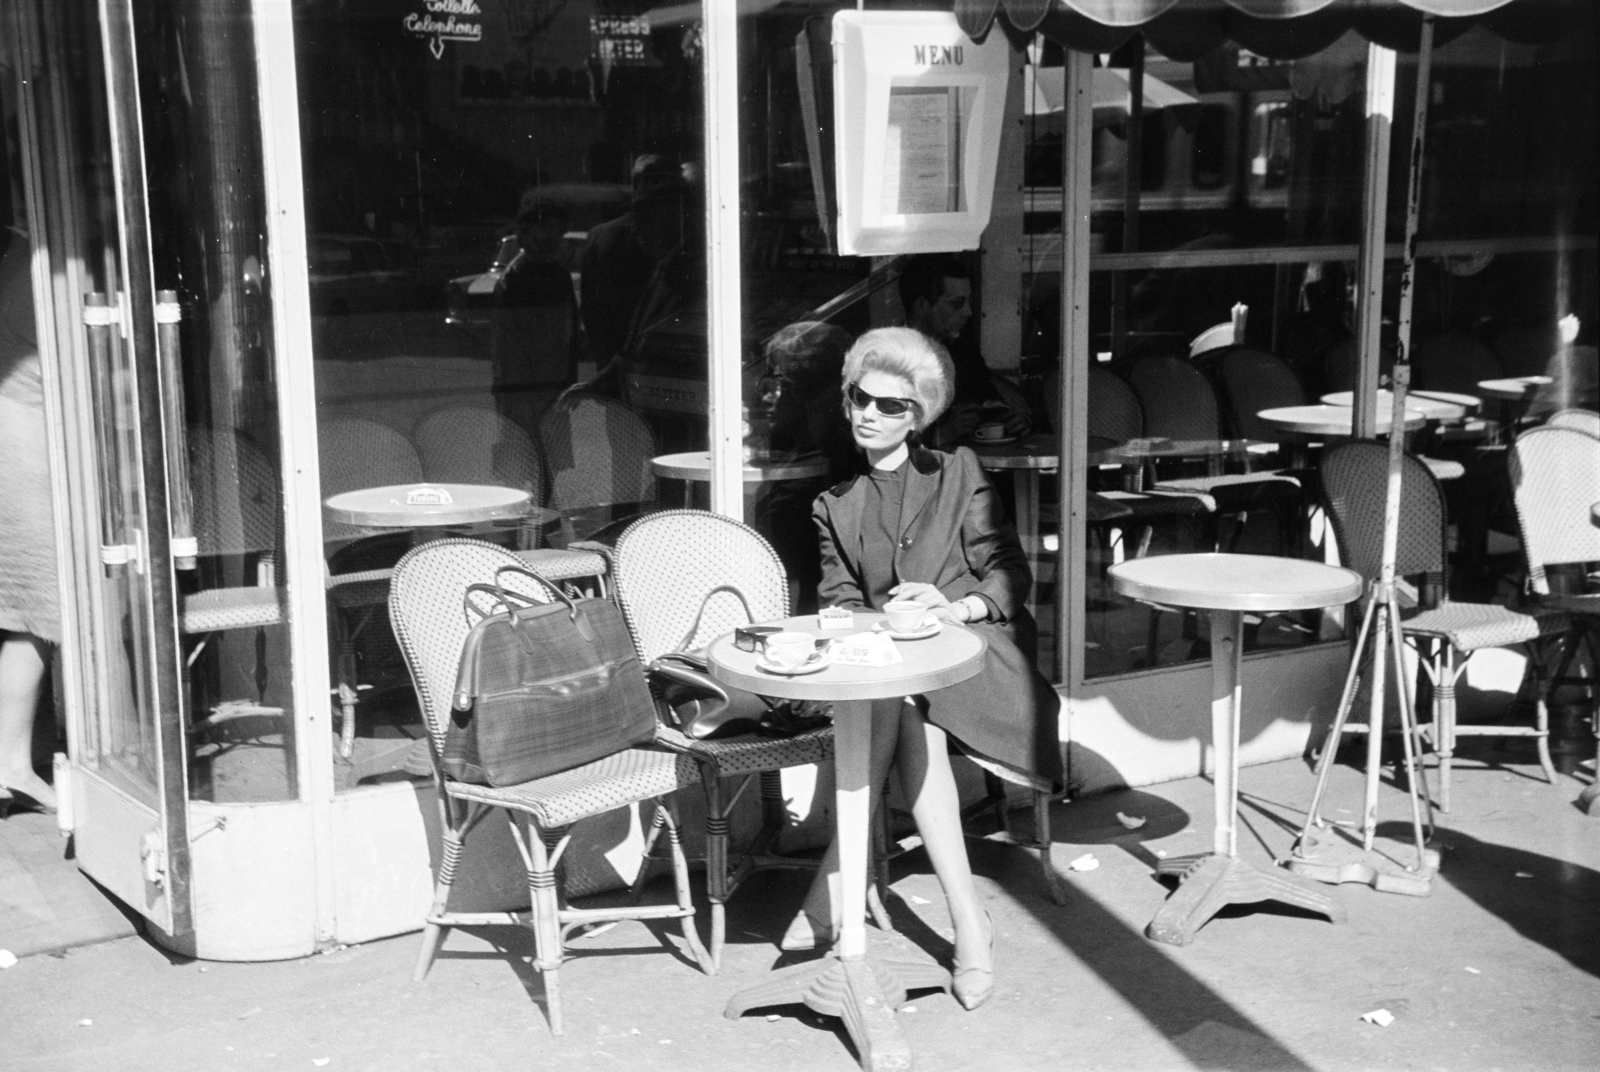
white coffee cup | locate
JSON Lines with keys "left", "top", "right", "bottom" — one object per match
{"left": 765, "top": 631, "right": 817, "bottom": 669}
{"left": 883, "top": 600, "right": 927, "bottom": 632}
{"left": 975, "top": 422, "right": 1006, "bottom": 441}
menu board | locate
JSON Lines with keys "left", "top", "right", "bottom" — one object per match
{"left": 830, "top": 10, "right": 1008, "bottom": 256}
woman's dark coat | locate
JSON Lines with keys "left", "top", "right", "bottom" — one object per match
{"left": 813, "top": 445, "right": 1063, "bottom": 790}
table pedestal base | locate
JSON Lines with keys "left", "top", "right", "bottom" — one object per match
{"left": 1146, "top": 853, "right": 1347, "bottom": 947}
{"left": 725, "top": 954, "right": 950, "bottom": 1071}
{"left": 1577, "top": 779, "right": 1600, "bottom": 818}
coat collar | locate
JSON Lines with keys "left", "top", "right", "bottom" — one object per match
{"left": 824, "top": 445, "right": 945, "bottom": 557}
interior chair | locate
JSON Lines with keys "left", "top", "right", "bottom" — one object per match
{"left": 538, "top": 389, "right": 658, "bottom": 544}
{"left": 1493, "top": 323, "right": 1561, "bottom": 377}
{"left": 610, "top": 510, "right": 848, "bottom": 968}
{"left": 1321, "top": 337, "right": 1396, "bottom": 396}
{"left": 1123, "top": 355, "right": 1304, "bottom": 555}
{"left": 1320, "top": 442, "right": 1568, "bottom": 810}
{"left": 991, "top": 373, "right": 1037, "bottom": 433}
{"left": 412, "top": 402, "right": 544, "bottom": 546}
{"left": 319, "top": 415, "right": 425, "bottom": 757}
{"left": 181, "top": 428, "right": 289, "bottom": 770}
{"left": 388, "top": 537, "right": 711, "bottom": 1034}
{"left": 1508, "top": 426, "right": 1600, "bottom": 807}
{"left": 1208, "top": 347, "right": 1309, "bottom": 442}
{"left": 1545, "top": 408, "right": 1600, "bottom": 438}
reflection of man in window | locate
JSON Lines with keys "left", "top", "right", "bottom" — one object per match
{"left": 491, "top": 196, "right": 581, "bottom": 435}
{"left": 579, "top": 155, "right": 684, "bottom": 368}
{"left": 899, "top": 254, "right": 1030, "bottom": 447}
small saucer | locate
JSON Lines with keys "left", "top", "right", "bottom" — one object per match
{"left": 872, "top": 618, "right": 942, "bottom": 641}
{"left": 972, "top": 434, "right": 1018, "bottom": 446}
{"left": 757, "top": 651, "right": 830, "bottom": 675}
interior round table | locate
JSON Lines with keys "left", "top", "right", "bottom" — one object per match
{"left": 1476, "top": 376, "right": 1551, "bottom": 401}
{"left": 1256, "top": 404, "right": 1427, "bottom": 437}
{"left": 1108, "top": 553, "right": 1363, "bottom": 945}
{"left": 322, "top": 483, "right": 536, "bottom": 528}
{"left": 967, "top": 433, "right": 1059, "bottom": 470}
{"left": 650, "top": 451, "right": 829, "bottom": 483}
{"left": 1319, "top": 390, "right": 1470, "bottom": 422}
{"left": 709, "top": 612, "right": 985, "bottom": 1070}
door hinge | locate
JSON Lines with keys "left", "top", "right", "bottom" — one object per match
{"left": 140, "top": 830, "right": 167, "bottom": 889}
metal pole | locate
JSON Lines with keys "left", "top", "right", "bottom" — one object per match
{"left": 1395, "top": 18, "right": 1435, "bottom": 368}
{"left": 702, "top": 1, "right": 745, "bottom": 520}
{"left": 1058, "top": 50, "right": 1094, "bottom": 691}
{"left": 1352, "top": 44, "right": 1396, "bottom": 440}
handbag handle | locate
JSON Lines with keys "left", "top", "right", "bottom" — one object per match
{"left": 676, "top": 583, "right": 756, "bottom": 654}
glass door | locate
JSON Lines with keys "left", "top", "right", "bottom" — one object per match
{"left": 6, "top": 0, "right": 192, "bottom": 937}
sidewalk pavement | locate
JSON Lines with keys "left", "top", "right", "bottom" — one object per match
{"left": 2, "top": 753, "right": 1596, "bottom": 1072}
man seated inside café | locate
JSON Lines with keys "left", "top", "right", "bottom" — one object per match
{"left": 899, "top": 253, "right": 1032, "bottom": 449}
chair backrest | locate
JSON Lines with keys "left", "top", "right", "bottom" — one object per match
{"left": 319, "top": 416, "right": 426, "bottom": 541}
{"left": 1215, "top": 348, "right": 1307, "bottom": 440}
{"left": 1545, "top": 407, "right": 1600, "bottom": 438}
{"left": 189, "top": 428, "right": 279, "bottom": 558}
{"left": 1412, "top": 332, "right": 1502, "bottom": 395}
{"left": 1319, "top": 441, "right": 1447, "bottom": 588}
{"left": 1508, "top": 425, "right": 1600, "bottom": 594}
{"left": 388, "top": 538, "right": 557, "bottom": 754}
{"left": 610, "top": 510, "right": 789, "bottom": 666}
{"left": 538, "top": 390, "right": 656, "bottom": 513}
{"left": 1125, "top": 355, "right": 1219, "bottom": 441}
{"left": 413, "top": 402, "right": 544, "bottom": 502}
{"left": 1087, "top": 365, "right": 1142, "bottom": 444}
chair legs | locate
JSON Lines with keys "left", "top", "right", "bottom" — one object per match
{"left": 956, "top": 772, "right": 1066, "bottom": 906}
{"left": 1419, "top": 639, "right": 1558, "bottom": 813}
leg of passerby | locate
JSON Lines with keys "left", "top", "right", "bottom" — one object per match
{"left": 0, "top": 630, "right": 55, "bottom": 813}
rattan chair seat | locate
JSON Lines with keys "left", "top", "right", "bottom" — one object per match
{"left": 514, "top": 547, "right": 611, "bottom": 582}
{"left": 181, "top": 587, "right": 285, "bottom": 633}
{"left": 654, "top": 722, "right": 833, "bottom": 777}
{"left": 446, "top": 747, "right": 702, "bottom": 829}
{"left": 1403, "top": 601, "right": 1569, "bottom": 651}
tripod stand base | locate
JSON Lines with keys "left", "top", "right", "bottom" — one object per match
{"left": 1285, "top": 831, "right": 1439, "bottom": 897}
{"left": 725, "top": 953, "right": 950, "bottom": 1072}
{"left": 1145, "top": 853, "right": 1347, "bottom": 946}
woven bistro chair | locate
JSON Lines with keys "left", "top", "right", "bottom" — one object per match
{"left": 181, "top": 429, "right": 288, "bottom": 759}
{"left": 388, "top": 538, "right": 711, "bottom": 1034}
{"left": 610, "top": 510, "right": 850, "bottom": 968}
{"left": 539, "top": 389, "right": 658, "bottom": 544}
{"left": 1413, "top": 333, "right": 1503, "bottom": 397}
{"left": 1209, "top": 347, "right": 1309, "bottom": 442}
{"left": 1321, "top": 442, "right": 1569, "bottom": 810}
{"left": 1508, "top": 426, "right": 1600, "bottom": 809}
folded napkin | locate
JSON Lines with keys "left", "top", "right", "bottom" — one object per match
{"left": 827, "top": 631, "right": 902, "bottom": 667}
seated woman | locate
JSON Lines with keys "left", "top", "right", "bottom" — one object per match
{"left": 786, "top": 327, "right": 1062, "bottom": 1010}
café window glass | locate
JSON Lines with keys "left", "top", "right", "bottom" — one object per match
{"left": 290, "top": 1, "right": 707, "bottom": 784}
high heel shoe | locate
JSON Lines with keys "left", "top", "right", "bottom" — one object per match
{"left": 952, "top": 910, "right": 994, "bottom": 1011}
{"left": 0, "top": 783, "right": 57, "bottom": 818}
{"left": 778, "top": 910, "right": 837, "bottom": 952}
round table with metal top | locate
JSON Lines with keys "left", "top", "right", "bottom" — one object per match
{"left": 1108, "top": 553, "right": 1364, "bottom": 946}
{"left": 322, "top": 482, "right": 540, "bottom": 528}
{"left": 1319, "top": 390, "right": 1473, "bottom": 423}
{"left": 1476, "top": 376, "right": 1552, "bottom": 402}
{"left": 650, "top": 451, "right": 830, "bottom": 484}
{"left": 1256, "top": 404, "right": 1428, "bottom": 438}
{"left": 711, "top": 612, "right": 985, "bottom": 1071}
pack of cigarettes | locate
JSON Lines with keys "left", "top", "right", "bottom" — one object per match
{"left": 828, "top": 632, "right": 902, "bottom": 667}
{"left": 817, "top": 606, "right": 855, "bottom": 631}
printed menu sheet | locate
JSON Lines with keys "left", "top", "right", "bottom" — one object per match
{"left": 881, "top": 85, "right": 964, "bottom": 215}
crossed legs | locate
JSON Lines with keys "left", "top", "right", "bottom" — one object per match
{"left": 784, "top": 696, "right": 991, "bottom": 977}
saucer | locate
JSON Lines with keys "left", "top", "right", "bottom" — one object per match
{"left": 972, "top": 434, "right": 1018, "bottom": 446}
{"left": 872, "top": 618, "right": 942, "bottom": 641}
{"left": 757, "top": 651, "right": 830, "bottom": 675}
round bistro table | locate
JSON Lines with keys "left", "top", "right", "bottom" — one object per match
{"left": 650, "top": 451, "right": 830, "bottom": 484}
{"left": 1319, "top": 389, "right": 1471, "bottom": 423}
{"left": 322, "top": 482, "right": 539, "bottom": 528}
{"left": 1108, "top": 553, "right": 1363, "bottom": 946}
{"left": 1476, "top": 376, "right": 1551, "bottom": 402}
{"left": 1255, "top": 403, "right": 1427, "bottom": 438}
{"left": 710, "top": 612, "right": 986, "bottom": 1072}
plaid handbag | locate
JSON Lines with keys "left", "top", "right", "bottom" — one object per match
{"left": 445, "top": 565, "right": 658, "bottom": 786}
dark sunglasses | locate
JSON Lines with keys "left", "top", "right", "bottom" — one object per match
{"left": 846, "top": 381, "right": 917, "bottom": 418}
